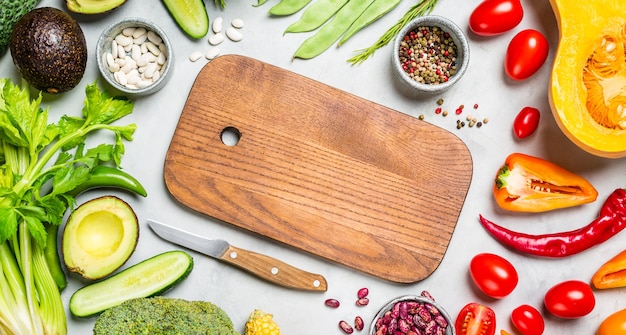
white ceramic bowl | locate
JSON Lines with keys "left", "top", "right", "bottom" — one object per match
{"left": 369, "top": 295, "right": 455, "bottom": 335}
{"left": 96, "top": 17, "right": 173, "bottom": 97}
{"left": 392, "top": 15, "right": 469, "bottom": 96}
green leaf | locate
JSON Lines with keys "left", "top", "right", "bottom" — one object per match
{"left": 23, "top": 215, "right": 46, "bottom": 248}
{"left": 83, "top": 82, "right": 134, "bottom": 126}
{"left": 0, "top": 207, "right": 18, "bottom": 242}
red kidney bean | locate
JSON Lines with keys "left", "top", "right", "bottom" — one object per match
{"left": 357, "top": 287, "right": 369, "bottom": 299}
{"left": 325, "top": 298, "right": 340, "bottom": 308}
{"left": 339, "top": 320, "right": 354, "bottom": 334}
{"left": 354, "top": 316, "right": 364, "bottom": 331}
{"left": 356, "top": 297, "right": 369, "bottom": 306}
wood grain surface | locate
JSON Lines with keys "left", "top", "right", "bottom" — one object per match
{"left": 164, "top": 55, "right": 473, "bottom": 283}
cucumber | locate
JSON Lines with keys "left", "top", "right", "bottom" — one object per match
{"left": 0, "top": 0, "right": 40, "bottom": 54}
{"left": 162, "top": 0, "right": 209, "bottom": 39}
{"left": 69, "top": 250, "right": 194, "bottom": 317}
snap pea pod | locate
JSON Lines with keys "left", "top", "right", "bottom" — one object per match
{"left": 284, "top": 0, "right": 349, "bottom": 34}
{"left": 293, "top": 0, "right": 376, "bottom": 59}
{"left": 347, "top": 0, "right": 439, "bottom": 65}
{"left": 269, "top": 0, "right": 312, "bottom": 16}
{"left": 337, "top": 0, "right": 402, "bottom": 46}
{"left": 253, "top": 0, "right": 269, "bottom": 7}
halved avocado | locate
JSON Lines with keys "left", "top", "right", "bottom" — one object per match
{"left": 62, "top": 196, "right": 139, "bottom": 280}
{"left": 66, "top": 0, "right": 127, "bottom": 14}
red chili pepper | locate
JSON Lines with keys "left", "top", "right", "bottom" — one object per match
{"left": 479, "top": 188, "right": 626, "bottom": 257}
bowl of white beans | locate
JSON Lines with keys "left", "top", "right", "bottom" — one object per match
{"left": 392, "top": 15, "right": 469, "bottom": 96}
{"left": 96, "top": 17, "right": 173, "bottom": 96}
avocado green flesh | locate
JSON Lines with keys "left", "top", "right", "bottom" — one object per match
{"left": 66, "top": 0, "right": 127, "bottom": 14}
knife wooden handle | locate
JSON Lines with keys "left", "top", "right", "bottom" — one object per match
{"left": 219, "top": 245, "right": 327, "bottom": 291}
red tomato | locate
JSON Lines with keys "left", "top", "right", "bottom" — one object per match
{"left": 513, "top": 107, "right": 540, "bottom": 138}
{"left": 469, "top": 253, "right": 518, "bottom": 299}
{"left": 544, "top": 280, "right": 595, "bottom": 318}
{"left": 598, "top": 308, "right": 626, "bottom": 335}
{"left": 455, "top": 303, "right": 496, "bottom": 335}
{"left": 511, "top": 305, "right": 545, "bottom": 335}
{"left": 469, "top": 0, "right": 524, "bottom": 36}
{"left": 505, "top": 29, "right": 549, "bottom": 80}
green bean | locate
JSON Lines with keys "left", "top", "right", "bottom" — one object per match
{"left": 347, "top": 0, "right": 439, "bottom": 65}
{"left": 293, "top": 0, "right": 375, "bottom": 59}
{"left": 253, "top": 0, "right": 269, "bottom": 7}
{"left": 283, "top": 0, "right": 349, "bottom": 34}
{"left": 337, "top": 0, "right": 402, "bottom": 46}
{"left": 269, "top": 0, "right": 313, "bottom": 16}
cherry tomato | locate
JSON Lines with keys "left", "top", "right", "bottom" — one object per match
{"left": 455, "top": 302, "right": 496, "bottom": 335}
{"left": 469, "top": 0, "right": 524, "bottom": 36}
{"left": 505, "top": 29, "right": 549, "bottom": 80}
{"left": 598, "top": 308, "right": 626, "bottom": 335}
{"left": 513, "top": 107, "right": 540, "bottom": 138}
{"left": 511, "top": 305, "right": 545, "bottom": 335}
{"left": 544, "top": 280, "right": 595, "bottom": 318}
{"left": 469, "top": 253, "right": 518, "bottom": 299}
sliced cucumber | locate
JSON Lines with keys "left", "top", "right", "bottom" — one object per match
{"left": 69, "top": 250, "right": 194, "bottom": 317}
{"left": 162, "top": 0, "right": 209, "bottom": 39}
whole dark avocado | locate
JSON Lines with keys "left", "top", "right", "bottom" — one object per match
{"left": 9, "top": 7, "right": 87, "bottom": 94}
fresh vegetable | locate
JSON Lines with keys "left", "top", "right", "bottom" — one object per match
{"left": 544, "top": 280, "right": 595, "bottom": 318}
{"left": 0, "top": 78, "right": 138, "bottom": 334}
{"left": 45, "top": 224, "right": 67, "bottom": 290}
{"left": 93, "top": 296, "right": 238, "bottom": 335}
{"left": 66, "top": 165, "right": 147, "bottom": 198}
{"left": 162, "top": 0, "right": 210, "bottom": 39}
{"left": 284, "top": 0, "right": 349, "bottom": 34}
{"left": 66, "top": 0, "right": 127, "bottom": 14}
{"left": 505, "top": 29, "right": 550, "bottom": 80}
{"left": 347, "top": 0, "right": 439, "bottom": 65}
{"left": 513, "top": 107, "right": 540, "bottom": 139}
{"left": 511, "top": 305, "right": 544, "bottom": 335}
{"left": 469, "top": 0, "right": 523, "bottom": 36}
{"left": 293, "top": 0, "right": 377, "bottom": 60}
{"left": 479, "top": 188, "right": 626, "bottom": 257}
{"left": 269, "top": 0, "right": 311, "bottom": 16}
{"left": 455, "top": 302, "right": 496, "bottom": 335}
{"left": 469, "top": 253, "right": 518, "bottom": 299}
{"left": 0, "top": 0, "right": 40, "bottom": 54}
{"left": 10, "top": 7, "right": 88, "bottom": 94}
{"left": 592, "top": 249, "right": 626, "bottom": 289}
{"left": 70, "top": 250, "right": 193, "bottom": 317}
{"left": 493, "top": 153, "right": 597, "bottom": 212}
{"left": 338, "top": 0, "right": 402, "bottom": 46}
{"left": 548, "top": 0, "right": 626, "bottom": 158}
{"left": 62, "top": 195, "right": 139, "bottom": 280}
{"left": 245, "top": 309, "right": 281, "bottom": 335}
{"left": 597, "top": 308, "right": 626, "bottom": 335}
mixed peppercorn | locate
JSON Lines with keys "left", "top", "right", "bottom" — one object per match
{"left": 398, "top": 26, "right": 458, "bottom": 85}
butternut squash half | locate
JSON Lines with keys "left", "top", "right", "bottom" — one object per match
{"left": 548, "top": 0, "right": 626, "bottom": 158}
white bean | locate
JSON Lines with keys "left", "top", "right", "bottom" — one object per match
{"left": 132, "top": 27, "right": 147, "bottom": 39}
{"left": 189, "top": 51, "right": 203, "bottom": 62}
{"left": 133, "top": 33, "right": 147, "bottom": 45}
{"left": 212, "top": 17, "right": 223, "bottom": 33}
{"left": 106, "top": 52, "right": 115, "bottom": 67}
{"left": 206, "top": 48, "right": 220, "bottom": 60}
{"left": 208, "top": 33, "right": 224, "bottom": 46}
{"left": 111, "top": 41, "right": 118, "bottom": 59}
{"left": 145, "top": 41, "right": 161, "bottom": 56}
{"left": 231, "top": 18, "right": 244, "bottom": 29}
{"left": 147, "top": 30, "right": 162, "bottom": 44}
{"left": 131, "top": 44, "right": 142, "bottom": 61}
{"left": 122, "top": 27, "right": 136, "bottom": 37}
{"left": 157, "top": 53, "right": 167, "bottom": 65}
{"left": 115, "top": 34, "right": 132, "bottom": 47}
{"left": 226, "top": 27, "right": 243, "bottom": 42}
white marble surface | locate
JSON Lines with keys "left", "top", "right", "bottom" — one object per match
{"left": 1, "top": 0, "right": 624, "bottom": 334}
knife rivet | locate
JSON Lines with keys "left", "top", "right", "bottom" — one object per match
{"left": 229, "top": 251, "right": 238, "bottom": 259}
{"left": 313, "top": 280, "right": 321, "bottom": 287}
{"left": 271, "top": 267, "right": 279, "bottom": 275}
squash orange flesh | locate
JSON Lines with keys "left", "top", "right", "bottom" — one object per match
{"left": 548, "top": 0, "right": 626, "bottom": 158}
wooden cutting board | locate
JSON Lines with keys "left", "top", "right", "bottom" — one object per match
{"left": 164, "top": 55, "right": 473, "bottom": 283}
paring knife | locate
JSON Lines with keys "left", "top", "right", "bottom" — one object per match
{"left": 147, "top": 219, "right": 327, "bottom": 292}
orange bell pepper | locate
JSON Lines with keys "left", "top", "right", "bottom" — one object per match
{"left": 597, "top": 308, "right": 626, "bottom": 335}
{"left": 592, "top": 249, "right": 626, "bottom": 289}
{"left": 493, "top": 153, "right": 598, "bottom": 212}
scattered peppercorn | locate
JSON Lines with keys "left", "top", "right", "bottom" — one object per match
{"left": 437, "top": 98, "right": 444, "bottom": 105}
{"left": 398, "top": 26, "right": 458, "bottom": 85}
{"left": 419, "top": 114, "right": 425, "bottom": 120}
{"left": 474, "top": 103, "right": 479, "bottom": 109}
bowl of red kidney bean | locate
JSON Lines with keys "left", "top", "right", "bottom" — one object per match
{"left": 392, "top": 15, "right": 469, "bottom": 96}
{"left": 369, "top": 291, "right": 455, "bottom": 335}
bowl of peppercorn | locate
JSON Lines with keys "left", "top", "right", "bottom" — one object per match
{"left": 369, "top": 292, "right": 455, "bottom": 335}
{"left": 392, "top": 15, "right": 469, "bottom": 96}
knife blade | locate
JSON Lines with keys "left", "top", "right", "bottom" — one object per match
{"left": 147, "top": 219, "right": 327, "bottom": 292}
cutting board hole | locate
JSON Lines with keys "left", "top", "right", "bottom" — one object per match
{"left": 221, "top": 127, "right": 241, "bottom": 146}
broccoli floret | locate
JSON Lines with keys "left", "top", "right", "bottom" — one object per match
{"left": 93, "top": 296, "right": 239, "bottom": 335}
